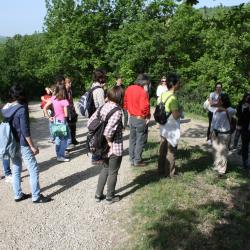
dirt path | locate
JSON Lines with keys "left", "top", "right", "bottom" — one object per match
{"left": 0, "top": 104, "right": 241, "bottom": 250}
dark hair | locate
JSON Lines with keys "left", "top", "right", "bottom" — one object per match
{"left": 220, "top": 93, "right": 231, "bottom": 108}
{"left": 215, "top": 82, "right": 222, "bottom": 89}
{"left": 55, "top": 84, "right": 67, "bottom": 100}
{"left": 9, "top": 83, "right": 27, "bottom": 104}
{"left": 136, "top": 73, "right": 150, "bottom": 86}
{"left": 166, "top": 73, "right": 180, "bottom": 89}
{"left": 92, "top": 69, "right": 106, "bottom": 83}
{"left": 54, "top": 75, "right": 65, "bottom": 85}
{"left": 241, "top": 91, "right": 250, "bottom": 104}
{"left": 107, "top": 86, "right": 124, "bottom": 105}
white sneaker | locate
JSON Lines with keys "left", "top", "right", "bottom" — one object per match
{"left": 57, "top": 157, "right": 70, "bottom": 162}
{"left": 207, "top": 139, "right": 212, "bottom": 145}
{"left": 5, "top": 175, "right": 12, "bottom": 183}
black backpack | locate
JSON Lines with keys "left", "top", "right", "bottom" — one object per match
{"left": 87, "top": 106, "right": 120, "bottom": 157}
{"left": 78, "top": 86, "right": 101, "bottom": 118}
{"left": 153, "top": 94, "right": 173, "bottom": 125}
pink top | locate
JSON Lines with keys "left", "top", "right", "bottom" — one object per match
{"left": 51, "top": 96, "right": 69, "bottom": 121}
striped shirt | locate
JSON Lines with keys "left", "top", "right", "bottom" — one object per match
{"left": 88, "top": 101, "right": 123, "bottom": 157}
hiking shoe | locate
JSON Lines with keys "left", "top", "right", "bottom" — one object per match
{"left": 15, "top": 193, "right": 31, "bottom": 202}
{"left": 134, "top": 161, "right": 147, "bottom": 167}
{"left": 5, "top": 175, "right": 12, "bottom": 183}
{"left": 57, "top": 157, "right": 70, "bottom": 162}
{"left": 95, "top": 194, "right": 105, "bottom": 203}
{"left": 33, "top": 194, "right": 52, "bottom": 203}
{"left": 106, "top": 195, "right": 121, "bottom": 204}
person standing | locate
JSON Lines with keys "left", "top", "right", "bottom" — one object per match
{"left": 1, "top": 84, "right": 51, "bottom": 203}
{"left": 124, "top": 73, "right": 151, "bottom": 167}
{"left": 158, "top": 74, "right": 182, "bottom": 177}
{"left": 156, "top": 76, "right": 168, "bottom": 104}
{"left": 90, "top": 69, "right": 106, "bottom": 165}
{"left": 207, "top": 82, "right": 223, "bottom": 145}
{"left": 88, "top": 86, "right": 124, "bottom": 204}
{"left": 44, "top": 84, "right": 70, "bottom": 162}
{"left": 65, "top": 77, "right": 79, "bottom": 147}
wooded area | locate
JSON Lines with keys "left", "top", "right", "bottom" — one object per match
{"left": 0, "top": 0, "right": 249, "bottom": 114}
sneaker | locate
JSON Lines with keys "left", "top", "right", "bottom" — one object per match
{"left": 33, "top": 194, "right": 52, "bottom": 203}
{"left": 207, "top": 139, "right": 212, "bottom": 145}
{"left": 106, "top": 195, "right": 121, "bottom": 204}
{"left": 66, "top": 144, "right": 75, "bottom": 150}
{"left": 72, "top": 140, "right": 79, "bottom": 145}
{"left": 57, "top": 157, "right": 70, "bottom": 162}
{"left": 5, "top": 175, "right": 12, "bottom": 183}
{"left": 15, "top": 193, "right": 31, "bottom": 202}
{"left": 95, "top": 194, "right": 105, "bottom": 203}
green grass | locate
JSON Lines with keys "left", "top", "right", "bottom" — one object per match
{"left": 128, "top": 137, "right": 250, "bottom": 250}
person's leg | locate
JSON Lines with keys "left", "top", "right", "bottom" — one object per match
{"left": 158, "top": 137, "right": 168, "bottom": 174}
{"left": 2, "top": 158, "right": 11, "bottom": 176}
{"left": 21, "top": 146, "right": 41, "bottom": 201}
{"left": 123, "top": 109, "right": 128, "bottom": 129}
{"left": 11, "top": 153, "right": 23, "bottom": 199}
{"left": 241, "top": 130, "right": 249, "bottom": 168}
{"left": 233, "top": 128, "right": 241, "bottom": 149}
{"left": 207, "top": 111, "right": 213, "bottom": 141}
{"left": 129, "top": 117, "right": 137, "bottom": 165}
{"left": 96, "top": 158, "right": 109, "bottom": 197}
{"left": 134, "top": 119, "right": 147, "bottom": 164}
{"left": 58, "top": 136, "right": 68, "bottom": 158}
{"left": 106, "top": 155, "right": 122, "bottom": 199}
{"left": 54, "top": 136, "right": 61, "bottom": 158}
{"left": 167, "top": 143, "right": 176, "bottom": 177}
{"left": 48, "top": 121, "right": 54, "bottom": 142}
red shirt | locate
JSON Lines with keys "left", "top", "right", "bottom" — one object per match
{"left": 124, "top": 84, "right": 150, "bottom": 118}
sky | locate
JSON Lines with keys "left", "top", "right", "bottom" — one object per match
{"left": 0, "top": 0, "right": 249, "bottom": 37}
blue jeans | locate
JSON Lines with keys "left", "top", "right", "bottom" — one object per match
{"left": 49, "top": 121, "right": 54, "bottom": 141}
{"left": 54, "top": 121, "right": 70, "bottom": 158}
{"left": 12, "top": 146, "right": 40, "bottom": 201}
{"left": 2, "top": 158, "right": 11, "bottom": 176}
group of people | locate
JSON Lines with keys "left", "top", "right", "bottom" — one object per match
{"left": 0, "top": 69, "right": 249, "bottom": 205}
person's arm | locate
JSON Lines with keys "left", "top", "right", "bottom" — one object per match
{"left": 95, "top": 88, "right": 105, "bottom": 108}
{"left": 64, "top": 106, "right": 68, "bottom": 118}
{"left": 19, "top": 108, "right": 39, "bottom": 155}
{"left": 104, "top": 110, "right": 122, "bottom": 145}
{"left": 43, "top": 99, "right": 53, "bottom": 121}
{"left": 140, "top": 91, "right": 150, "bottom": 119}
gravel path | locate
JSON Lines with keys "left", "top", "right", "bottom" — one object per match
{"left": 0, "top": 104, "right": 241, "bottom": 250}
{"left": 0, "top": 103, "right": 133, "bottom": 250}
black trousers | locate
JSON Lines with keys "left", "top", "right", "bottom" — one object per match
{"left": 241, "top": 129, "right": 250, "bottom": 167}
{"left": 207, "top": 111, "right": 213, "bottom": 140}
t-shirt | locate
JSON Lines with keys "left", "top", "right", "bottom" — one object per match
{"left": 41, "top": 95, "right": 52, "bottom": 109}
{"left": 161, "top": 91, "right": 179, "bottom": 113}
{"left": 156, "top": 85, "right": 168, "bottom": 104}
{"left": 51, "top": 96, "right": 69, "bottom": 121}
{"left": 208, "top": 92, "right": 220, "bottom": 112}
{"left": 211, "top": 107, "right": 236, "bottom": 132}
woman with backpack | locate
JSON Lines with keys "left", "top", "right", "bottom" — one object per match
{"left": 88, "top": 86, "right": 123, "bottom": 204}
{"left": 1, "top": 84, "right": 51, "bottom": 203}
{"left": 44, "top": 84, "right": 70, "bottom": 162}
{"left": 211, "top": 93, "right": 236, "bottom": 177}
{"left": 158, "top": 74, "right": 183, "bottom": 177}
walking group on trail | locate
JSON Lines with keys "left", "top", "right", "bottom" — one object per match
{"left": 0, "top": 69, "right": 249, "bottom": 205}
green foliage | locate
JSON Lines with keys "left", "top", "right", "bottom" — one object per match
{"left": 128, "top": 136, "right": 250, "bottom": 250}
{"left": 0, "top": 1, "right": 249, "bottom": 109}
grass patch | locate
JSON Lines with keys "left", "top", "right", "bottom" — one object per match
{"left": 128, "top": 136, "right": 250, "bottom": 250}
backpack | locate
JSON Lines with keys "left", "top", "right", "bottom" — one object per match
{"left": 0, "top": 106, "right": 23, "bottom": 159}
{"left": 153, "top": 94, "right": 173, "bottom": 125}
{"left": 87, "top": 106, "right": 120, "bottom": 157}
{"left": 77, "top": 86, "right": 101, "bottom": 118}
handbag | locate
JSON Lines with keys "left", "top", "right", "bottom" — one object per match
{"left": 203, "top": 99, "right": 210, "bottom": 111}
{"left": 51, "top": 122, "right": 68, "bottom": 137}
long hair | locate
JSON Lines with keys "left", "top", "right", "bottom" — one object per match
{"left": 55, "top": 84, "right": 67, "bottom": 100}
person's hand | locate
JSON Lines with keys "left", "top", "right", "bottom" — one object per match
{"left": 146, "top": 119, "right": 150, "bottom": 125}
{"left": 31, "top": 146, "right": 39, "bottom": 155}
{"left": 108, "top": 141, "right": 112, "bottom": 148}
{"left": 49, "top": 117, "right": 54, "bottom": 122}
